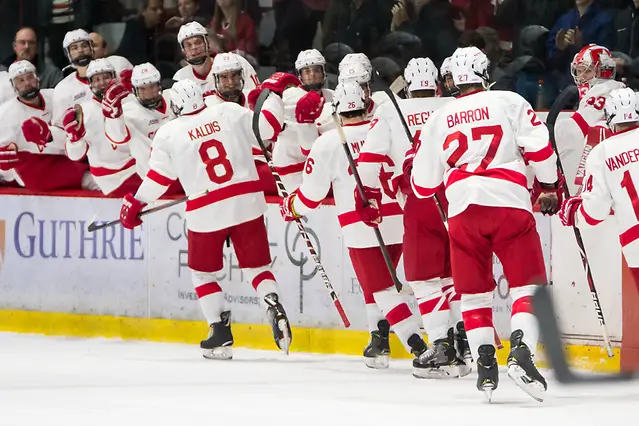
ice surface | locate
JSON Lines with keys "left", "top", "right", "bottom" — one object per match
{"left": 0, "top": 333, "right": 637, "bottom": 426}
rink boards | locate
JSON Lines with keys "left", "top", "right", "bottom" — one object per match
{"left": 0, "top": 111, "right": 637, "bottom": 372}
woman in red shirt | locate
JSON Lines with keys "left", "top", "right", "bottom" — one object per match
{"left": 211, "top": 0, "right": 258, "bottom": 58}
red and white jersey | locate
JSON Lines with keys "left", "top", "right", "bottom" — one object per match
{"left": 104, "top": 91, "right": 175, "bottom": 177}
{"left": 292, "top": 120, "right": 403, "bottom": 248}
{"left": 65, "top": 97, "right": 136, "bottom": 195}
{"left": 577, "top": 126, "right": 639, "bottom": 267}
{"left": 204, "top": 91, "right": 248, "bottom": 108}
{"left": 135, "top": 96, "right": 284, "bottom": 233}
{"left": 359, "top": 97, "right": 453, "bottom": 198}
{"left": 411, "top": 90, "right": 557, "bottom": 218}
{"left": 173, "top": 55, "right": 259, "bottom": 94}
{"left": 52, "top": 72, "right": 92, "bottom": 126}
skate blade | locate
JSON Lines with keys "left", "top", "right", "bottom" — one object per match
{"left": 507, "top": 364, "right": 545, "bottom": 402}
{"left": 277, "top": 319, "right": 291, "bottom": 355}
{"left": 202, "top": 346, "right": 233, "bottom": 360}
{"left": 482, "top": 388, "right": 493, "bottom": 402}
{"left": 413, "top": 365, "right": 460, "bottom": 379}
{"left": 365, "top": 355, "right": 389, "bottom": 369}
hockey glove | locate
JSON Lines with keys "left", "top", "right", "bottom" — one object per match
{"left": 21, "top": 117, "right": 52, "bottom": 151}
{"left": 280, "top": 192, "right": 302, "bottom": 222}
{"left": 119, "top": 68, "right": 133, "bottom": 92}
{"left": 102, "top": 80, "right": 131, "bottom": 119}
{"left": 354, "top": 186, "right": 383, "bottom": 227}
{"left": 247, "top": 85, "right": 261, "bottom": 110}
{"left": 261, "top": 72, "right": 301, "bottom": 96}
{"left": 62, "top": 106, "right": 86, "bottom": 142}
{"left": 0, "top": 143, "right": 19, "bottom": 171}
{"left": 559, "top": 196, "right": 583, "bottom": 227}
{"left": 295, "top": 91, "right": 325, "bottom": 124}
{"left": 400, "top": 147, "right": 416, "bottom": 195}
{"left": 120, "top": 193, "right": 146, "bottom": 229}
{"left": 531, "top": 172, "right": 565, "bottom": 216}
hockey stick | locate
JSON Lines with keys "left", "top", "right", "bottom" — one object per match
{"left": 87, "top": 191, "right": 208, "bottom": 232}
{"left": 252, "top": 89, "right": 351, "bottom": 328}
{"left": 533, "top": 285, "right": 634, "bottom": 383}
{"left": 547, "top": 86, "right": 615, "bottom": 358}
{"left": 331, "top": 113, "right": 403, "bottom": 292}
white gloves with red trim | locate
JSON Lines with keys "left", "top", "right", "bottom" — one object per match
{"left": 558, "top": 196, "right": 582, "bottom": 227}
{"left": 280, "top": 192, "right": 302, "bottom": 222}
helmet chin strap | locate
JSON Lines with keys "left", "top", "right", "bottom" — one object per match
{"left": 187, "top": 55, "right": 207, "bottom": 66}
{"left": 20, "top": 88, "right": 39, "bottom": 100}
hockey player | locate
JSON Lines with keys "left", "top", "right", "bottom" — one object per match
{"left": 440, "top": 57, "right": 459, "bottom": 97}
{"left": 64, "top": 59, "right": 140, "bottom": 197}
{"left": 409, "top": 46, "right": 563, "bottom": 401}
{"left": 119, "top": 79, "right": 290, "bottom": 359}
{"left": 559, "top": 88, "right": 639, "bottom": 294}
{"left": 357, "top": 58, "right": 469, "bottom": 375}
{"left": 0, "top": 60, "right": 94, "bottom": 191}
{"left": 279, "top": 81, "right": 441, "bottom": 377}
{"left": 339, "top": 53, "right": 391, "bottom": 107}
{"left": 173, "top": 22, "right": 258, "bottom": 93}
{"left": 554, "top": 44, "right": 625, "bottom": 193}
{"left": 52, "top": 29, "right": 132, "bottom": 126}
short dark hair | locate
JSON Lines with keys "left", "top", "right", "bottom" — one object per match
{"left": 340, "top": 109, "right": 367, "bottom": 119}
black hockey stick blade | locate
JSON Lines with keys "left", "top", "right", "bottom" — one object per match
{"left": 533, "top": 286, "right": 634, "bottom": 384}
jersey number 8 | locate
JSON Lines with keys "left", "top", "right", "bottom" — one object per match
{"left": 199, "top": 139, "right": 234, "bottom": 184}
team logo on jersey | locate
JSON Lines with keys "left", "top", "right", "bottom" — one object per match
{"left": 0, "top": 220, "right": 5, "bottom": 275}
{"left": 149, "top": 119, "right": 159, "bottom": 126}
{"left": 284, "top": 218, "right": 320, "bottom": 314}
{"left": 73, "top": 92, "right": 86, "bottom": 102}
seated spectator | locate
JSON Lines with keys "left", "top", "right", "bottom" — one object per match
{"left": 546, "top": 0, "right": 615, "bottom": 89}
{"left": 211, "top": 0, "right": 258, "bottom": 58}
{"left": 89, "top": 32, "right": 134, "bottom": 73}
{"left": 116, "top": 0, "right": 165, "bottom": 65}
{"left": 0, "top": 60, "right": 94, "bottom": 192}
{"left": 614, "top": 0, "right": 639, "bottom": 57}
{"left": 166, "top": 0, "right": 209, "bottom": 30}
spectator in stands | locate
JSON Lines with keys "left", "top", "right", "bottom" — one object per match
{"left": 546, "top": 0, "right": 616, "bottom": 89}
{"left": 1, "top": 27, "right": 63, "bottom": 89}
{"left": 322, "top": 0, "right": 392, "bottom": 58}
{"left": 166, "top": 0, "right": 209, "bottom": 30}
{"left": 494, "top": 0, "right": 574, "bottom": 46}
{"left": 211, "top": 0, "right": 258, "bottom": 58}
{"left": 116, "top": 0, "right": 165, "bottom": 65}
{"left": 614, "top": 0, "right": 639, "bottom": 57}
{"left": 89, "top": 32, "right": 135, "bottom": 72}
{"left": 273, "top": 0, "right": 328, "bottom": 64}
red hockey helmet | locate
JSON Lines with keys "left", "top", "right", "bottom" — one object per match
{"left": 571, "top": 44, "right": 616, "bottom": 87}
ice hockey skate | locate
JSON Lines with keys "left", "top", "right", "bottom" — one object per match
{"left": 200, "top": 310, "right": 233, "bottom": 360}
{"left": 408, "top": 334, "right": 459, "bottom": 378}
{"left": 363, "top": 319, "right": 390, "bottom": 369}
{"left": 476, "top": 344, "right": 499, "bottom": 402}
{"left": 452, "top": 324, "right": 472, "bottom": 377}
{"left": 265, "top": 293, "right": 292, "bottom": 355}
{"left": 507, "top": 329, "right": 547, "bottom": 402}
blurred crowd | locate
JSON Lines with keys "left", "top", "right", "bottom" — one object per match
{"left": 0, "top": 0, "right": 636, "bottom": 108}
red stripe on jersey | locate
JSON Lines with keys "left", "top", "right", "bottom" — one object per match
{"left": 274, "top": 161, "right": 305, "bottom": 176}
{"left": 262, "top": 109, "right": 282, "bottom": 139}
{"left": 105, "top": 125, "right": 132, "bottom": 145}
{"left": 620, "top": 224, "right": 639, "bottom": 247}
{"left": 411, "top": 176, "right": 442, "bottom": 198}
{"left": 446, "top": 167, "right": 527, "bottom": 190}
{"left": 571, "top": 112, "right": 589, "bottom": 137}
{"left": 90, "top": 158, "right": 136, "bottom": 177}
{"left": 461, "top": 307, "right": 493, "bottom": 331}
{"left": 357, "top": 152, "right": 395, "bottom": 166}
{"left": 252, "top": 147, "right": 264, "bottom": 156}
{"left": 297, "top": 189, "right": 322, "bottom": 209}
{"left": 300, "top": 146, "right": 311, "bottom": 156}
{"left": 337, "top": 202, "right": 403, "bottom": 227}
{"left": 525, "top": 143, "right": 554, "bottom": 163}
{"left": 579, "top": 205, "right": 603, "bottom": 226}
{"left": 185, "top": 179, "right": 263, "bottom": 211}
{"left": 147, "top": 169, "right": 175, "bottom": 186}
{"left": 385, "top": 302, "right": 412, "bottom": 326}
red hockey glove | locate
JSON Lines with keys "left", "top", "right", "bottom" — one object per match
{"left": 280, "top": 192, "right": 302, "bottom": 222}
{"left": 295, "top": 91, "right": 325, "bottom": 124}
{"left": 0, "top": 143, "right": 19, "bottom": 171}
{"left": 119, "top": 68, "right": 133, "bottom": 92}
{"left": 120, "top": 193, "right": 146, "bottom": 229}
{"left": 261, "top": 72, "right": 301, "bottom": 96}
{"left": 559, "top": 196, "right": 583, "bottom": 227}
{"left": 102, "top": 80, "right": 131, "bottom": 119}
{"left": 531, "top": 172, "right": 565, "bottom": 216}
{"left": 354, "top": 186, "right": 383, "bottom": 227}
{"left": 400, "top": 146, "right": 416, "bottom": 195}
{"left": 247, "top": 85, "right": 262, "bottom": 110}
{"left": 21, "top": 117, "right": 52, "bottom": 151}
{"left": 62, "top": 106, "right": 86, "bottom": 142}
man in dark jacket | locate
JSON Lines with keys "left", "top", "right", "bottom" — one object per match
{"left": 615, "top": 0, "right": 639, "bottom": 57}
{"left": 495, "top": 0, "right": 574, "bottom": 44}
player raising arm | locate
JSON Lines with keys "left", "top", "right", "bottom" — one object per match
{"left": 409, "top": 46, "right": 563, "bottom": 401}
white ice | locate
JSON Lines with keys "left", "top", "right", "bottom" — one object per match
{"left": 1, "top": 333, "right": 637, "bottom": 426}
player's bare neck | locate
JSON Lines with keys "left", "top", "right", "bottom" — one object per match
{"left": 458, "top": 85, "right": 484, "bottom": 96}
{"left": 21, "top": 95, "right": 42, "bottom": 108}
{"left": 76, "top": 66, "right": 88, "bottom": 78}
{"left": 193, "top": 57, "right": 212, "bottom": 77}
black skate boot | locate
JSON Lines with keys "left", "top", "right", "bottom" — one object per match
{"left": 477, "top": 344, "right": 499, "bottom": 402}
{"left": 455, "top": 322, "right": 473, "bottom": 377}
{"left": 363, "top": 320, "right": 391, "bottom": 369}
{"left": 408, "top": 334, "right": 458, "bottom": 379}
{"left": 507, "top": 329, "right": 547, "bottom": 402}
{"left": 265, "top": 293, "right": 292, "bottom": 354}
{"left": 200, "top": 310, "right": 233, "bottom": 360}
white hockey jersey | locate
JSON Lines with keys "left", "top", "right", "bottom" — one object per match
{"left": 104, "top": 91, "right": 175, "bottom": 177}
{"left": 292, "top": 120, "right": 404, "bottom": 248}
{"left": 576, "top": 126, "right": 639, "bottom": 267}
{"left": 411, "top": 90, "right": 557, "bottom": 218}
{"left": 134, "top": 96, "right": 284, "bottom": 233}
{"left": 0, "top": 71, "right": 15, "bottom": 105}
{"left": 359, "top": 97, "right": 453, "bottom": 198}
{"left": 173, "top": 54, "right": 259, "bottom": 94}
{"left": 65, "top": 97, "right": 136, "bottom": 195}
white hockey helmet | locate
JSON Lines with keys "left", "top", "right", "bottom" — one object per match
{"left": 170, "top": 79, "right": 205, "bottom": 116}
{"left": 338, "top": 62, "right": 371, "bottom": 85}
{"left": 9, "top": 60, "right": 39, "bottom": 99}
{"left": 333, "top": 82, "right": 367, "bottom": 114}
{"left": 211, "top": 52, "right": 243, "bottom": 75}
{"left": 295, "top": 49, "right": 326, "bottom": 71}
{"left": 440, "top": 56, "right": 453, "bottom": 77}
{"left": 404, "top": 57, "right": 438, "bottom": 92}
{"left": 338, "top": 53, "right": 373, "bottom": 76}
{"left": 62, "top": 29, "right": 94, "bottom": 67}
{"left": 177, "top": 21, "right": 210, "bottom": 65}
{"left": 450, "top": 46, "right": 490, "bottom": 87}
{"left": 86, "top": 58, "right": 115, "bottom": 80}
{"left": 604, "top": 88, "right": 639, "bottom": 127}
{"left": 131, "top": 63, "right": 161, "bottom": 88}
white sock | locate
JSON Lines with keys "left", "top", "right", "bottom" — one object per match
{"left": 410, "top": 279, "right": 451, "bottom": 341}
